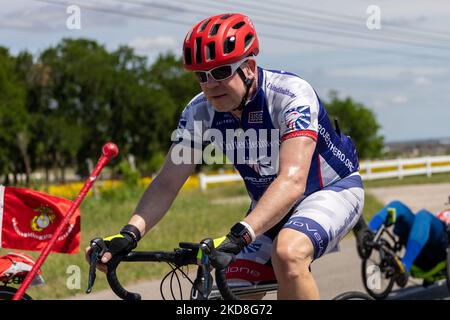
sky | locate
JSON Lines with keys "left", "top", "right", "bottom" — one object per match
{"left": 1, "top": 0, "right": 449, "bottom": 143}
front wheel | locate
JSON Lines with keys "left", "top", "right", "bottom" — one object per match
{"left": 0, "top": 286, "right": 33, "bottom": 300}
{"left": 332, "top": 291, "right": 374, "bottom": 300}
{"left": 361, "top": 256, "right": 395, "bottom": 299}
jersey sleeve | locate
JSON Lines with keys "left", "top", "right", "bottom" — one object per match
{"left": 277, "top": 79, "right": 320, "bottom": 142}
{"left": 172, "top": 94, "right": 210, "bottom": 150}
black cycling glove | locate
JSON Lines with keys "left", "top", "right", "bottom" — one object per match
{"left": 215, "top": 222, "right": 255, "bottom": 255}
{"left": 98, "top": 224, "right": 141, "bottom": 259}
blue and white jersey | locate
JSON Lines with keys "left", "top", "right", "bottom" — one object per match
{"left": 174, "top": 67, "right": 360, "bottom": 202}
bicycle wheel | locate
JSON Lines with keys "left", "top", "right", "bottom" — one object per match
{"left": 0, "top": 286, "right": 33, "bottom": 300}
{"left": 332, "top": 291, "right": 374, "bottom": 300}
{"left": 356, "top": 229, "right": 374, "bottom": 260}
{"left": 361, "top": 253, "right": 395, "bottom": 300}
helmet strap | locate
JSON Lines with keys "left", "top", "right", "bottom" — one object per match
{"left": 233, "top": 68, "right": 254, "bottom": 112}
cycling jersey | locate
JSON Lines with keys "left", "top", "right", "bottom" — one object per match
{"left": 174, "top": 67, "right": 360, "bottom": 201}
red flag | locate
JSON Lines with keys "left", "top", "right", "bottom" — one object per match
{"left": 0, "top": 186, "right": 80, "bottom": 254}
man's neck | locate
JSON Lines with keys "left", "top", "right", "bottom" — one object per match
{"left": 230, "top": 73, "right": 258, "bottom": 119}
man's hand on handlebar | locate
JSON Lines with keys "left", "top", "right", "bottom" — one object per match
{"left": 85, "top": 234, "right": 136, "bottom": 273}
{"left": 216, "top": 221, "right": 255, "bottom": 255}
{"left": 85, "top": 224, "right": 141, "bottom": 273}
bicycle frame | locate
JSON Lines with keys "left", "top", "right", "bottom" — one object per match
{"left": 371, "top": 225, "right": 401, "bottom": 253}
{"left": 87, "top": 238, "right": 373, "bottom": 300}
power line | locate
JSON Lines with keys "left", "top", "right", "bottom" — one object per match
{"left": 258, "top": 0, "right": 450, "bottom": 40}
{"left": 112, "top": 0, "right": 450, "bottom": 59}
{"left": 32, "top": 0, "right": 449, "bottom": 62}
{"left": 33, "top": 0, "right": 193, "bottom": 27}
{"left": 169, "top": 0, "right": 450, "bottom": 50}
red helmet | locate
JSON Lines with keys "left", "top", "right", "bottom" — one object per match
{"left": 437, "top": 209, "right": 450, "bottom": 225}
{"left": 183, "top": 13, "right": 259, "bottom": 71}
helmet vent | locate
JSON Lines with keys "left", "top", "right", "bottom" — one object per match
{"left": 198, "top": 19, "right": 211, "bottom": 33}
{"left": 223, "top": 36, "right": 236, "bottom": 54}
{"left": 195, "top": 37, "right": 202, "bottom": 64}
{"left": 209, "top": 24, "right": 221, "bottom": 36}
{"left": 220, "top": 14, "right": 233, "bottom": 20}
{"left": 232, "top": 21, "right": 245, "bottom": 29}
{"left": 244, "top": 33, "right": 254, "bottom": 50}
{"left": 184, "top": 48, "right": 192, "bottom": 65}
{"left": 206, "top": 42, "right": 216, "bottom": 60}
{"left": 185, "top": 30, "right": 192, "bottom": 42}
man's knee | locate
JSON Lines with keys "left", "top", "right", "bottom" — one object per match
{"left": 272, "top": 230, "right": 314, "bottom": 277}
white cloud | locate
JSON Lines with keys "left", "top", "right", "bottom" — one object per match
{"left": 414, "top": 76, "right": 432, "bottom": 86}
{"left": 392, "top": 95, "right": 408, "bottom": 104}
{"left": 372, "top": 99, "right": 387, "bottom": 108}
{"left": 129, "top": 36, "right": 178, "bottom": 53}
{"left": 0, "top": 3, "right": 130, "bottom": 31}
{"left": 326, "top": 66, "right": 448, "bottom": 79}
{"left": 0, "top": 5, "right": 65, "bottom": 31}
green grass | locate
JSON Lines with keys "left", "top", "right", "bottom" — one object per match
{"left": 363, "top": 171, "right": 450, "bottom": 188}
{"left": 0, "top": 181, "right": 383, "bottom": 299}
{"left": 1, "top": 183, "right": 249, "bottom": 299}
{"left": 361, "top": 192, "right": 384, "bottom": 222}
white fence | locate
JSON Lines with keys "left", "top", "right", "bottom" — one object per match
{"left": 360, "top": 155, "right": 450, "bottom": 180}
{"left": 198, "top": 155, "right": 450, "bottom": 190}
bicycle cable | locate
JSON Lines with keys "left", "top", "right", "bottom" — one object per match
{"left": 160, "top": 262, "right": 195, "bottom": 300}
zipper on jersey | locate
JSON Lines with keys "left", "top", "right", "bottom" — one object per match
{"left": 230, "top": 113, "right": 243, "bottom": 129}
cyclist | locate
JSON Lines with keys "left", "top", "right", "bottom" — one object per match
{"left": 86, "top": 13, "right": 364, "bottom": 300}
{"left": 366, "top": 200, "right": 450, "bottom": 283}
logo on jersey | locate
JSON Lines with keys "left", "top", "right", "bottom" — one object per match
{"left": 285, "top": 106, "right": 311, "bottom": 131}
{"left": 248, "top": 111, "right": 263, "bottom": 124}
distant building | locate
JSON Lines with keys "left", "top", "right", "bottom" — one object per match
{"left": 383, "top": 137, "right": 450, "bottom": 158}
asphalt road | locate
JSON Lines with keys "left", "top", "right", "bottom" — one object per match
{"left": 71, "top": 183, "right": 450, "bottom": 300}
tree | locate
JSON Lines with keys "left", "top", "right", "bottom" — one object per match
{"left": 323, "top": 91, "right": 384, "bottom": 159}
{"left": 0, "top": 47, "right": 30, "bottom": 184}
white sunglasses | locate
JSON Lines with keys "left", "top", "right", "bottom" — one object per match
{"left": 194, "top": 57, "right": 250, "bottom": 83}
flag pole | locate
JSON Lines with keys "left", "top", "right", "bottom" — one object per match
{"left": 13, "top": 142, "right": 119, "bottom": 300}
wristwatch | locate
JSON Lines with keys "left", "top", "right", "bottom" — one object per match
{"left": 230, "top": 222, "right": 253, "bottom": 246}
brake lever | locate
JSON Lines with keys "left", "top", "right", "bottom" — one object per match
{"left": 200, "top": 239, "right": 213, "bottom": 299}
{"left": 86, "top": 238, "right": 107, "bottom": 294}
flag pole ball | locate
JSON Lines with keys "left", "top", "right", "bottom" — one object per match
{"left": 102, "top": 142, "right": 119, "bottom": 159}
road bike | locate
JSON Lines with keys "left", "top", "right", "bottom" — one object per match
{"left": 86, "top": 237, "right": 373, "bottom": 300}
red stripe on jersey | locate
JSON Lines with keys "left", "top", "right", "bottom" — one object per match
{"left": 281, "top": 130, "right": 317, "bottom": 142}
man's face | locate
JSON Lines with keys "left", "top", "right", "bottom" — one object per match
{"left": 198, "top": 60, "right": 255, "bottom": 113}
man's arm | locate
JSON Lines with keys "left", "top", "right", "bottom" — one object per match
{"left": 126, "top": 144, "right": 197, "bottom": 238}
{"left": 242, "top": 136, "right": 316, "bottom": 236}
